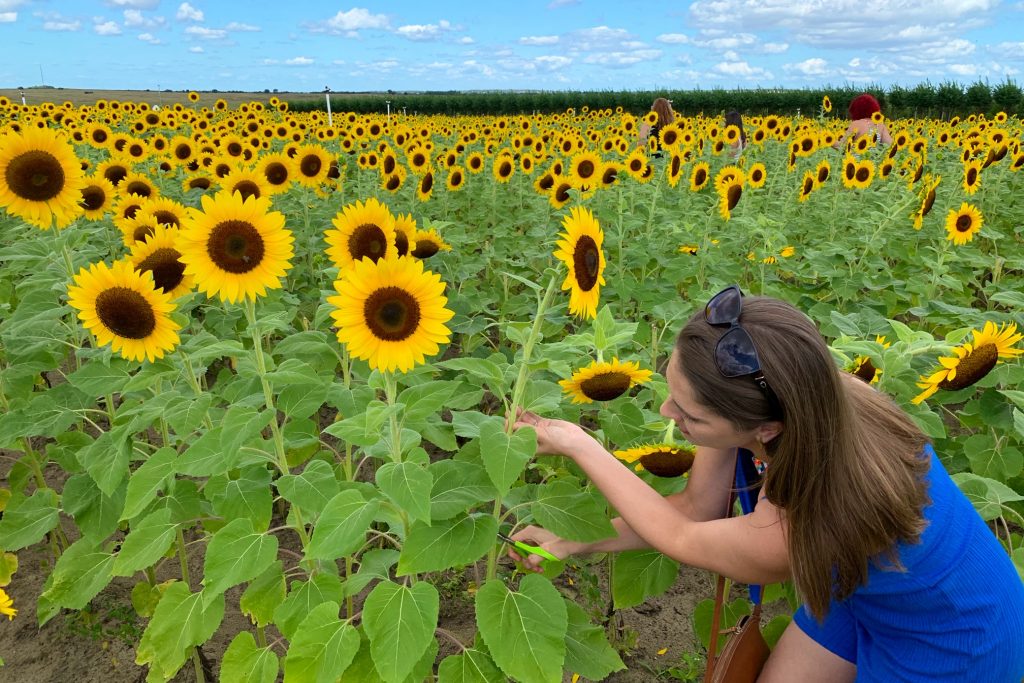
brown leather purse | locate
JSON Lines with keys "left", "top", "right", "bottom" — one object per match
{"left": 702, "top": 573, "right": 770, "bottom": 683}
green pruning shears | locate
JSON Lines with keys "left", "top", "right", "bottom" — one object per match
{"left": 497, "top": 530, "right": 561, "bottom": 564}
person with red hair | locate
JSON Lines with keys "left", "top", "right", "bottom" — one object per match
{"left": 833, "top": 93, "right": 892, "bottom": 150}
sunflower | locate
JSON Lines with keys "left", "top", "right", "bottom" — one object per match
{"left": 568, "top": 150, "right": 601, "bottom": 189}
{"left": 466, "top": 152, "right": 485, "bottom": 174}
{"left": 188, "top": 91, "right": 199, "bottom": 102}
{"left": 559, "top": 358, "right": 652, "bottom": 404}
{"left": 78, "top": 176, "right": 116, "bottom": 221}
{"left": 666, "top": 153, "right": 684, "bottom": 188}
{"left": 128, "top": 224, "right": 194, "bottom": 298}
{"left": 118, "top": 172, "right": 157, "bottom": 200}
{"left": 176, "top": 191, "right": 294, "bottom": 303}
{"left": 492, "top": 156, "right": 515, "bottom": 184}
{"left": 549, "top": 179, "right": 574, "bottom": 209}
{"left": 747, "top": 162, "right": 767, "bottom": 189}
{"left": 822, "top": 95, "right": 832, "bottom": 113}
{"left": 815, "top": 160, "right": 830, "bottom": 185}
{"left": 119, "top": 214, "right": 161, "bottom": 247}
{"left": 847, "top": 335, "right": 890, "bottom": 384}
{"left": 962, "top": 159, "right": 982, "bottom": 195}
{"left": 0, "top": 127, "right": 86, "bottom": 229}
{"left": 294, "top": 144, "right": 333, "bottom": 187}
{"left": 912, "top": 322, "right": 1022, "bottom": 404}
{"left": 679, "top": 244, "right": 699, "bottom": 256}
{"left": 393, "top": 213, "right": 417, "bottom": 257}
{"left": 446, "top": 166, "right": 466, "bottom": 192}
{"left": 416, "top": 171, "right": 435, "bottom": 201}
{"left": 689, "top": 162, "right": 710, "bottom": 191}
{"left": 841, "top": 155, "right": 858, "bottom": 188}
{"left": 614, "top": 443, "right": 696, "bottom": 478}
{"left": 944, "top": 203, "right": 983, "bottom": 245}
{"left": 254, "top": 153, "right": 294, "bottom": 194}
{"left": 182, "top": 174, "right": 214, "bottom": 193}
{"left": 554, "top": 206, "right": 605, "bottom": 320}
{"left": 850, "top": 160, "right": 874, "bottom": 190}
{"left": 714, "top": 166, "right": 744, "bottom": 194}
{"left": 325, "top": 197, "right": 396, "bottom": 269}
{"left": 599, "top": 162, "right": 621, "bottom": 188}
{"left": 624, "top": 149, "right": 648, "bottom": 181}
{"left": 717, "top": 178, "right": 743, "bottom": 221}
{"left": 912, "top": 174, "right": 941, "bottom": 230}
{"left": 67, "top": 259, "right": 181, "bottom": 362}
{"left": 410, "top": 228, "right": 452, "bottom": 258}
{"left": 798, "top": 171, "right": 815, "bottom": 202}
{"left": 0, "top": 588, "right": 16, "bottom": 620}
{"left": 327, "top": 255, "right": 454, "bottom": 373}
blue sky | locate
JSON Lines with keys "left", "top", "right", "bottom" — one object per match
{"left": 1, "top": 0, "right": 1022, "bottom": 92}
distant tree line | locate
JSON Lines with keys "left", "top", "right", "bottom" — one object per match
{"left": 286, "top": 80, "right": 1023, "bottom": 119}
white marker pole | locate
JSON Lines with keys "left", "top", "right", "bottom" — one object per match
{"left": 386, "top": 100, "right": 390, "bottom": 121}
{"left": 325, "top": 87, "right": 332, "bottom": 127}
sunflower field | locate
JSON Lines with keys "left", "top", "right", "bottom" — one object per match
{"left": 0, "top": 92, "right": 1022, "bottom": 683}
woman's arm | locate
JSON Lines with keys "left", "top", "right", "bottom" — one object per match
{"left": 513, "top": 412, "right": 790, "bottom": 583}
{"left": 637, "top": 122, "right": 651, "bottom": 146}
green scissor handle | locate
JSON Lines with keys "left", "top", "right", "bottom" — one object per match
{"left": 497, "top": 531, "right": 561, "bottom": 564}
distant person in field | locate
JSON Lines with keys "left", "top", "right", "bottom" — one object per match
{"left": 833, "top": 93, "right": 892, "bottom": 150}
{"left": 724, "top": 110, "right": 747, "bottom": 159}
{"left": 638, "top": 97, "right": 675, "bottom": 157}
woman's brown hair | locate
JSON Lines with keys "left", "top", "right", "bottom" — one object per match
{"left": 675, "top": 295, "right": 929, "bottom": 620}
{"left": 651, "top": 98, "right": 675, "bottom": 127}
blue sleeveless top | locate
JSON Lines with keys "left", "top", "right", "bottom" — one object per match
{"left": 737, "top": 444, "right": 1024, "bottom": 680}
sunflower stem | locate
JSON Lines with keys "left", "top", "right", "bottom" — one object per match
{"left": 383, "top": 371, "right": 402, "bottom": 463}
{"left": 505, "top": 274, "right": 559, "bottom": 436}
{"left": 178, "top": 349, "right": 215, "bottom": 431}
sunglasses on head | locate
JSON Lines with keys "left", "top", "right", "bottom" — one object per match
{"left": 704, "top": 285, "right": 782, "bottom": 415}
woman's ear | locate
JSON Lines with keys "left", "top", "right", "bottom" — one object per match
{"left": 756, "top": 421, "right": 783, "bottom": 444}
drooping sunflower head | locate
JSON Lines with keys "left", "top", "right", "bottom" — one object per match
{"left": 798, "top": 171, "right": 815, "bottom": 202}
{"left": 559, "top": 358, "right": 653, "bottom": 404}
{"left": 176, "top": 190, "right": 294, "bottom": 303}
{"left": 0, "top": 126, "right": 86, "bottom": 229}
{"left": 410, "top": 228, "right": 452, "bottom": 259}
{"left": 912, "top": 322, "right": 1022, "bottom": 404}
{"left": 815, "top": 160, "right": 830, "bottom": 185}
{"left": 78, "top": 176, "right": 116, "bottom": 221}
{"left": 327, "top": 255, "right": 454, "bottom": 373}
{"left": 325, "top": 197, "right": 397, "bottom": 269}
{"left": 554, "top": 206, "right": 606, "bottom": 320}
{"left": 392, "top": 213, "right": 417, "bottom": 257}
{"left": 128, "top": 224, "right": 194, "bottom": 299}
{"left": 66, "top": 259, "right": 182, "bottom": 362}
{"left": 690, "top": 162, "right": 710, "bottom": 191}
{"left": 962, "top": 159, "right": 982, "bottom": 195}
{"left": 944, "top": 202, "right": 983, "bottom": 245}
{"left": 614, "top": 443, "right": 696, "bottom": 478}
{"left": 717, "top": 178, "right": 743, "bottom": 221}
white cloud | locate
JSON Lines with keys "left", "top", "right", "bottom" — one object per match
{"left": 520, "top": 35, "right": 559, "bottom": 46}
{"left": 457, "top": 36, "right": 474, "bottom": 44}
{"left": 534, "top": 55, "right": 573, "bottom": 70}
{"left": 994, "top": 41, "right": 1024, "bottom": 59}
{"left": 0, "top": 12, "right": 16, "bottom": 22}
{"left": 285, "top": 56, "right": 314, "bottom": 65}
{"left": 723, "top": 50, "right": 740, "bottom": 61}
{"left": 226, "top": 22, "right": 260, "bottom": 32}
{"left": 570, "top": 26, "right": 632, "bottom": 50}
{"left": 0, "top": 0, "right": 23, "bottom": 10}
{"left": 583, "top": 49, "right": 662, "bottom": 68}
{"left": 123, "top": 9, "right": 165, "bottom": 28}
{"left": 176, "top": 3, "right": 203, "bottom": 21}
{"left": 948, "top": 64, "right": 977, "bottom": 75}
{"left": 713, "top": 60, "right": 772, "bottom": 80}
{"left": 548, "top": 0, "right": 580, "bottom": 7}
{"left": 105, "top": 0, "right": 159, "bottom": 7}
{"left": 694, "top": 32, "right": 758, "bottom": 50}
{"left": 763, "top": 42, "right": 789, "bottom": 53}
{"left": 43, "top": 19, "right": 81, "bottom": 31}
{"left": 94, "top": 20, "right": 121, "bottom": 35}
{"left": 189, "top": 45, "right": 203, "bottom": 53}
{"left": 656, "top": 33, "right": 689, "bottom": 44}
{"left": 137, "top": 32, "right": 160, "bottom": 44}
{"left": 395, "top": 19, "right": 453, "bottom": 41}
{"left": 785, "top": 57, "right": 828, "bottom": 76}
{"left": 185, "top": 25, "right": 227, "bottom": 39}
{"left": 312, "top": 7, "right": 389, "bottom": 35}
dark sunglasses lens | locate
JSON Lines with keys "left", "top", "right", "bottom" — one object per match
{"left": 716, "top": 327, "right": 761, "bottom": 377}
{"left": 705, "top": 286, "right": 742, "bottom": 325}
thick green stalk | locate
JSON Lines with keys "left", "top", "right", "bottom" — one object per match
{"left": 383, "top": 371, "right": 402, "bottom": 463}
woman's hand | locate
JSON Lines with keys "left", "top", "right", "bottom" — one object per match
{"left": 508, "top": 525, "right": 583, "bottom": 573}
{"left": 511, "top": 409, "right": 590, "bottom": 457}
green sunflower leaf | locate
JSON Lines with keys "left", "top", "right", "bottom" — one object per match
{"left": 362, "top": 580, "right": 439, "bottom": 683}
{"left": 202, "top": 518, "right": 278, "bottom": 603}
{"left": 305, "top": 489, "right": 379, "bottom": 562}
{"left": 397, "top": 514, "right": 497, "bottom": 576}
{"left": 478, "top": 420, "right": 536, "bottom": 497}
{"left": 282, "top": 601, "right": 360, "bottom": 683}
{"left": 221, "top": 632, "right": 278, "bottom": 683}
{"left": 112, "top": 507, "right": 178, "bottom": 577}
{"left": 0, "top": 488, "right": 59, "bottom": 551}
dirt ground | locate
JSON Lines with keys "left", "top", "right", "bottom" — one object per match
{"left": 0, "top": 88, "right": 346, "bottom": 109}
{"left": 0, "top": 529, "right": 713, "bottom": 683}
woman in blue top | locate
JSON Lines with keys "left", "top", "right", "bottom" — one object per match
{"left": 510, "top": 286, "right": 1024, "bottom": 681}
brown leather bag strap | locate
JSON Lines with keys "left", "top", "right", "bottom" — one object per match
{"left": 703, "top": 573, "right": 728, "bottom": 683}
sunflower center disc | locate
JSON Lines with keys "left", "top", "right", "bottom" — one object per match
{"left": 132, "top": 224, "right": 156, "bottom": 244}
{"left": 80, "top": 186, "right": 106, "bottom": 211}
{"left": 300, "top": 155, "right": 322, "bottom": 177}
{"left": 421, "top": 174, "right": 433, "bottom": 192}
{"left": 138, "top": 248, "right": 186, "bottom": 293}
{"left": 208, "top": 220, "right": 265, "bottom": 273}
{"left": 577, "top": 160, "right": 595, "bottom": 178}
{"left": 938, "top": 344, "right": 998, "bottom": 391}
{"left": 956, "top": 215, "right": 973, "bottom": 232}
{"left": 853, "top": 358, "right": 877, "bottom": 383}
{"left": 265, "top": 163, "right": 288, "bottom": 185}
{"left": 412, "top": 239, "right": 439, "bottom": 258}
{"left": 349, "top": 224, "right": 387, "bottom": 262}
{"left": 364, "top": 287, "right": 421, "bottom": 341}
{"left": 6, "top": 150, "right": 65, "bottom": 201}
{"left": 573, "top": 235, "right": 600, "bottom": 292}
{"left": 234, "top": 181, "right": 261, "bottom": 200}
{"left": 694, "top": 169, "right": 706, "bottom": 186}
{"left": 95, "top": 286, "right": 157, "bottom": 339}
{"left": 125, "top": 181, "right": 152, "bottom": 197}
{"left": 395, "top": 232, "right": 409, "bottom": 257}
{"left": 640, "top": 449, "right": 695, "bottom": 478}
{"left": 153, "top": 210, "right": 180, "bottom": 227}
{"left": 856, "top": 168, "right": 870, "bottom": 183}
{"left": 580, "top": 371, "right": 630, "bottom": 401}
{"left": 727, "top": 184, "right": 742, "bottom": 210}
